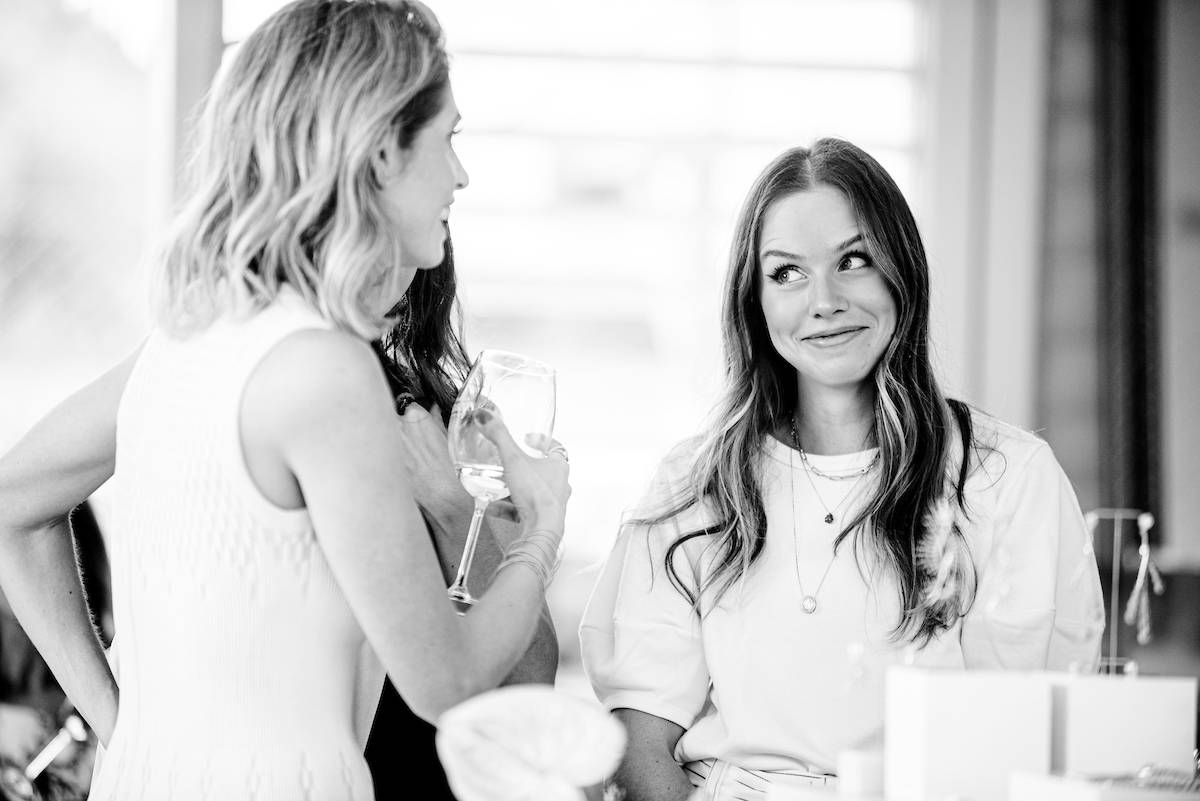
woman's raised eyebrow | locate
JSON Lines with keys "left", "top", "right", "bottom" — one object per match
{"left": 834, "top": 233, "right": 864, "bottom": 251}
{"left": 760, "top": 233, "right": 862, "bottom": 263}
{"left": 760, "top": 248, "right": 803, "bottom": 262}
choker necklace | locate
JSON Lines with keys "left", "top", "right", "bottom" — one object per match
{"left": 788, "top": 420, "right": 877, "bottom": 525}
{"left": 790, "top": 419, "right": 878, "bottom": 481}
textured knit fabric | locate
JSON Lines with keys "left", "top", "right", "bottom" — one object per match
{"left": 92, "top": 287, "right": 385, "bottom": 801}
{"left": 580, "top": 412, "right": 1105, "bottom": 777}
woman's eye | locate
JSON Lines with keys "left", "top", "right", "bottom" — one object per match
{"left": 769, "top": 265, "right": 803, "bottom": 284}
{"left": 839, "top": 252, "right": 872, "bottom": 271}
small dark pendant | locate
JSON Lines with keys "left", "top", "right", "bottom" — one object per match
{"left": 824, "top": 513, "right": 834, "bottom": 524}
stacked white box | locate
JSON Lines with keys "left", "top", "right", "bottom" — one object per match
{"left": 885, "top": 667, "right": 1052, "bottom": 801}
{"left": 1048, "top": 673, "right": 1198, "bottom": 776}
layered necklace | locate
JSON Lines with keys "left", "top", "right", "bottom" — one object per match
{"left": 789, "top": 419, "right": 878, "bottom": 523}
{"left": 786, "top": 419, "right": 878, "bottom": 614}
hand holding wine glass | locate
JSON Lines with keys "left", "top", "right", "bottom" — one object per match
{"left": 471, "top": 414, "right": 570, "bottom": 531}
{"left": 446, "top": 350, "right": 566, "bottom": 612}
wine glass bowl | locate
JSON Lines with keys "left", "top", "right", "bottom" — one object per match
{"left": 448, "top": 407, "right": 511, "bottom": 502}
{"left": 445, "top": 350, "right": 556, "bottom": 612}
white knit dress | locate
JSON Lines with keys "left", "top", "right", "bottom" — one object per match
{"left": 91, "top": 287, "right": 385, "bottom": 801}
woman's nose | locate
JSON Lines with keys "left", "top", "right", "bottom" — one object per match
{"left": 811, "top": 274, "right": 848, "bottom": 317}
{"left": 454, "top": 152, "right": 470, "bottom": 190}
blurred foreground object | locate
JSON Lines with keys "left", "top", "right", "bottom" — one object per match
{"left": 1050, "top": 672, "right": 1197, "bottom": 776}
{"left": 436, "top": 685, "right": 625, "bottom": 801}
{"left": 885, "top": 667, "right": 1199, "bottom": 801}
{"left": 885, "top": 667, "right": 1051, "bottom": 801}
{"left": 1011, "top": 768, "right": 1200, "bottom": 799}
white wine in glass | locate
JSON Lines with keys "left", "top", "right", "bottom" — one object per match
{"left": 446, "top": 350, "right": 556, "bottom": 613}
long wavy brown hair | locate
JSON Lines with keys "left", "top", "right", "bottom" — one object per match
{"left": 646, "top": 139, "right": 979, "bottom": 644}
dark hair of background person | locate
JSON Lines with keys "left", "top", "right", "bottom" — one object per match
{"left": 366, "top": 233, "right": 468, "bottom": 801}
{"left": 373, "top": 234, "right": 470, "bottom": 416}
{"left": 369, "top": 43, "right": 468, "bottom": 414}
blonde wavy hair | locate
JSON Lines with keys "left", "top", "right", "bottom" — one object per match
{"left": 155, "top": 0, "right": 449, "bottom": 339}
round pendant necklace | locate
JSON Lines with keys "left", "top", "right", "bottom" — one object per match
{"left": 787, "top": 447, "right": 841, "bottom": 613}
{"left": 785, "top": 422, "right": 877, "bottom": 614}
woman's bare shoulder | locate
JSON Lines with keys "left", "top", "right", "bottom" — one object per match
{"left": 243, "top": 327, "right": 393, "bottom": 444}
{"left": 261, "top": 328, "right": 383, "bottom": 397}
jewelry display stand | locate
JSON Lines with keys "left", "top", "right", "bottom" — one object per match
{"left": 1084, "top": 508, "right": 1166, "bottom": 675}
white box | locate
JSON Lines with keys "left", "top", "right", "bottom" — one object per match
{"left": 1047, "top": 673, "right": 1198, "bottom": 776}
{"left": 1011, "top": 770, "right": 1200, "bottom": 800}
{"left": 885, "top": 667, "right": 1052, "bottom": 801}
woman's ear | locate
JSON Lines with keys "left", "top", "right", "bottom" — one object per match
{"left": 372, "top": 139, "right": 405, "bottom": 185}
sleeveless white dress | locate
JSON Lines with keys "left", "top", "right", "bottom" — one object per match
{"left": 91, "top": 287, "right": 385, "bottom": 801}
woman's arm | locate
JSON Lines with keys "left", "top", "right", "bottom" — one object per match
{"left": 423, "top": 512, "right": 559, "bottom": 684}
{"left": 253, "top": 329, "right": 567, "bottom": 721}
{"left": 396, "top": 406, "right": 558, "bottom": 684}
{"left": 579, "top": 449, "right": 711, "bottom": 800}
{"left": 0, "top": 349, "right": 141, "bottom": 744}
{"left": 611, "top": 709, "right": 693, "bottom": 801}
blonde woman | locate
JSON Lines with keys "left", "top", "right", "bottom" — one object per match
{"left": 0, "top": 2, "right": 569, "bottom": 799}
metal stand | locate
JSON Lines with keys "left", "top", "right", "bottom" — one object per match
{"left": 1085, "top": 508, "right": 1164, "bottom": 675}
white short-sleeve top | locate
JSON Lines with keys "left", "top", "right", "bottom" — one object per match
{"left": 579, "top": 414, "right": 1105, "bottom": 775}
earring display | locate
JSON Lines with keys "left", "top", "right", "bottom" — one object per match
{"left": 1084, "top": 507, "right": 1166, "bottom": 674}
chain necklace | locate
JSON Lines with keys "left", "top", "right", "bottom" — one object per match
{"left": 787, "top": 448, "right": 843, "bottom": 613}
{"left": 788, "top": 420, "right": 877, "bottom": 524}
{"left": 785, "top": 423, "right": 877, "bottom": 614}
{"left": 790, "top": 419, "right": 879, "bottom": 481}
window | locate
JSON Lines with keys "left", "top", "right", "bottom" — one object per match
{"left": 221, "top": 0, "right": 926, "bottom": 689}
{"left": 430, "top": 0, "right": 924, "bottom": 563}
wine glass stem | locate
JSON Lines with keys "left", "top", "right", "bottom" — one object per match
{"left": 449, "top": 496, "right": 490, "bottom": 599}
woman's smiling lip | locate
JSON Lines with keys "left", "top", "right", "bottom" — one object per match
{"left": 801, "top": 325, "right": 868, "bottom": 346}
{"left": 803, "top": 325, "right": 867, "bottom": 340}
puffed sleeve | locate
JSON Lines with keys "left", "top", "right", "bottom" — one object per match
{"left": 961, "top": 440, "right": 1106, "bottom": 671}
{"left": 578, "top": 461, "right": 711, "bottom": 730}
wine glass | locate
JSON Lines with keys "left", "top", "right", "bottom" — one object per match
{"left": 446, "top": 350, "right": 556, "bottom": 613}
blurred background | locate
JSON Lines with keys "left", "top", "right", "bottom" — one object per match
{"left": 1, "top": 0, "right": 1197, "bottom": 738}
